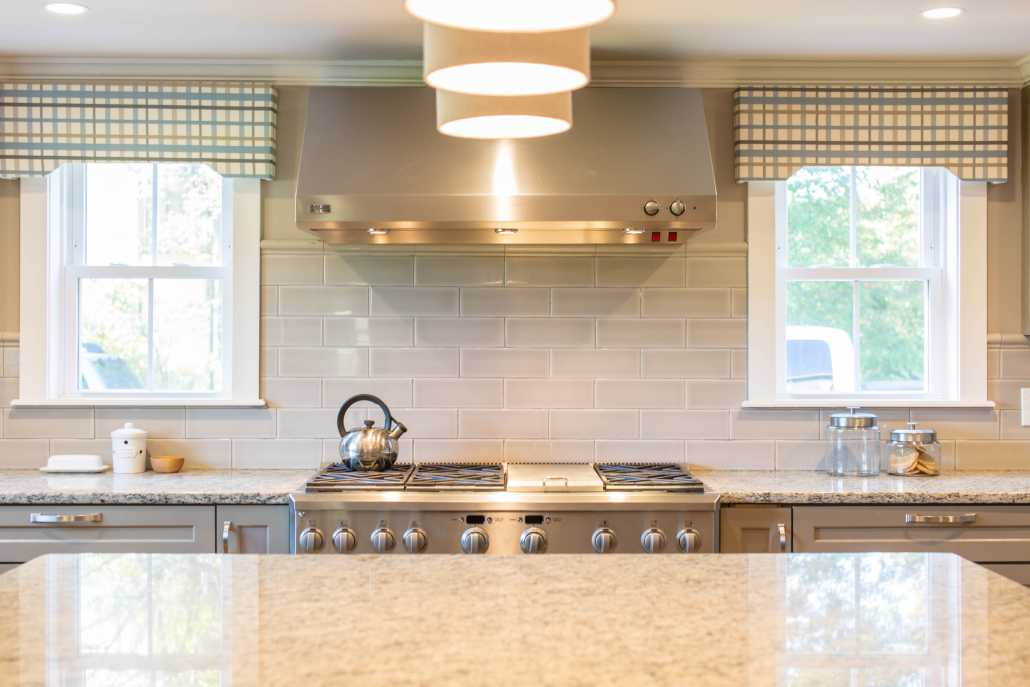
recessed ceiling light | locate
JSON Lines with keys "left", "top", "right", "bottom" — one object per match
{"left": 405, "top": 0, "right": 615, "bottom": 32}
{"left": 45, "top": 2, "right": 89, "bottom": 13}
{"left": 921, "top": 7, "right": 964, "bottom": 18}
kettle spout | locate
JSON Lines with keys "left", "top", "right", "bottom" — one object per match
{"left": 389, "top": 420, "right": 408, "bottom": 440}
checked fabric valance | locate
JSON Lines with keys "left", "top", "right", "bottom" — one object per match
{"left": 734, "top": 86, "right": 1008, "bottom": 182}
{"left": 0, "top": 81, "right": 277, "bottom": 179}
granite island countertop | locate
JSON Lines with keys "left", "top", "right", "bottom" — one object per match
{"left": 1, "top": 552, "right": 1027, "bottom": 686}
{"left": 0, "top": 469, "right": 312, "bottom": 505}
{"left": 695, "top": 469, "right": 1030, "bottom": 505}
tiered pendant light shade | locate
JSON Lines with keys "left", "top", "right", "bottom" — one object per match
{"left": 436, "top": 90, "right": 571, "bottom": 139}
{"left": 423, "top": 23, "right": 589, "bottom": 96}
{"left": 406, "top": 0, "right": 616, "bottom": 32}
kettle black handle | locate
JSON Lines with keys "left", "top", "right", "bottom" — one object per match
{"left": 337, "top": 394, "right": 392, "bottom": 437}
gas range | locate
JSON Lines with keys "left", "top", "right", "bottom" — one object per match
{"left": 289, "top": 463, "right": 718, "bottom": 556}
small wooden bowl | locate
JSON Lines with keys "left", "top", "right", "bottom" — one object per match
{"left": 151, "top": 456, "right": 185, "bottom": 473}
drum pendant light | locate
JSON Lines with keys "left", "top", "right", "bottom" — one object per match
{"left": 405, "top": 0, "right": 616, "bottom": 32}
{"left": 423, "top": 23, "right": 590, "bottom": 96}
{"left": 436, "top": 90, "right": 571, "bottom": 139}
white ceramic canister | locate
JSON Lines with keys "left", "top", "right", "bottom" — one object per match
{"left": 111, "top": 423, "right": 148, "bottom": 474}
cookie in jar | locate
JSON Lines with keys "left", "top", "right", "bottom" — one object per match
{"left": 886, "top": 423, "right": 940, "bottom": 476}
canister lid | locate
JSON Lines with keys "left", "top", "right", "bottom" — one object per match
{"left": 828, "top": 407, "right": 877, "bottom": 428}
{"left": 890, "top": 422, "right": 937, "bottom": 444}
{"left": 110, "top": 422, "right": 148, "bottom": 438}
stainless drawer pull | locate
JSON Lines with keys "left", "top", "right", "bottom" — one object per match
{"left": 778, "top": 523, "right": 787, "bottom": 553}
{"left": 223, "top": 521, "right": 233, "bottom": 554}
{"left": 905, "top": 513, "right": 977, "bottom": 524}
{"left": 30, "top": 513, "right": 102, "bottom": 524}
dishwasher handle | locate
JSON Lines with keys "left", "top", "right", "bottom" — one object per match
{"left": 906, "top": 513, "right": 977, "bottom": 524}
{"left": 30, "top": 513, "right": 103, "bottom": 524}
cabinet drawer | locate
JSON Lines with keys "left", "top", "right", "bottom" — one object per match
{"left": 0, "top": 505, "right": 215, "bottom": 562}
{"left": 720, "top": 507, "right": 793, "bottom": 554}
{"left": 794, "top": 506, "right": 1030, "bottom": 562}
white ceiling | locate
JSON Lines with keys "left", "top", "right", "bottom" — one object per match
{"left": 2, "top": 0, "right": 1029, "bottom": 62}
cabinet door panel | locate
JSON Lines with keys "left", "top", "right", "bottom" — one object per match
{"left": 721, "top": 507, "right": 792, "bottom": 553}
{"left": 216, "top": 505, "right": 290, "bottom": 554}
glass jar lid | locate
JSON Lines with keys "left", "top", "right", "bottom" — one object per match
{"left": 828, "top": 407, "right": 877, "bottom": 428}
{"left": 890, "top": 422, "right": 938, "bottom": 444}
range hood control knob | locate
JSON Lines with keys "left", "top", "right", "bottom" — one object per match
{"left": 461, "top": 527, "right": 490, "bottom": 554}
{"left": 298, "top": 527, "right": 325, "bottom": 554}
{"left": 592, "top": 527, "right": 618, "bottom": 553}
{"left": 677, "top": 528, "right": 702, "bottom": 553}
{"left": 643, "top": 200, "right": 660, "bottom": 216}
{"left": 403, "top": 527, "right": 428, "bottom": 554}
{"left": 670, "top": 200, "right": 685, "bottom": 216}
{"left": 640, "top": 528, "right": 667, "bottom": 553}
{"left": 370, "top": 527, "right": 396, "bottom": 554}
{"left": 520, "top": 527, "right": 548, "bottom": 554}
{"left": 332, "top": 527, "right": 356, "bottom": 553}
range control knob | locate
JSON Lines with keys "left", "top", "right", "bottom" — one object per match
{"left": 332, "top": 527, "right": 357, "bottom": 553}
{"left": 643, "top": 200, "right": 660, "bottom": 216}
{"left": 591, "top": 527, "right": 618, "bottom": 554}
{"left": 370, "top": 527, "right": 396, "bottom": 554}
{"left": 298, "top": 527, "right": 325, "bottom": 554}
{"left": 520, "top": 527, "right": 548, "bottom": 554}
{"left": 669, "top": 200, "right": 686, "bottom": 216}
{"left": 403, "top": 527, "right": 428, "bottom": 554}
{"left": 640, "top": 528, "right": 667, "bottom": 554}
{"left": 677, "top": 528, "right": 702, "bottom": 553}
{"left": 461, "top": 527, "right": 490, "bottom": 554}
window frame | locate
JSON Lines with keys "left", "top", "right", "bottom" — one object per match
{"left": 746, "top": 168, "right": 991, "bottom": 409}
{"left": 16, "top": 166, "right": 263, "bottom": 408}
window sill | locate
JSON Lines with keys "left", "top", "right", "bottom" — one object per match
{"left": 742, "top": 400, "right": 996, "bottom": 409}
{"left": 11, "top": 398, "right": 267, "bottom": 409}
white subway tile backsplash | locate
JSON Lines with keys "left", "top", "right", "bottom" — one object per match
{"left": 552, "top": 288, "right": 639, "bottom": 317}
{"left": 0, "top": 439, "right": 49, "bottom": 468}
{"left": 730, "top": 410, "right": 820, "bottom": 440}
{"left": 461, "top": 349, "right": 549, "bottom": 378}
{"left": 686, "top": 440, "right": 774, "bottom": 470}
{"left": 379, "top": 408, "right": 457, "bottom": 439}
{"left": 416, "top": 318, "right": 504, "bottom": 347}
{"left": 595, "top": 380, "right": 684, "bottom": 409}
{"left": 261, "top": 378, "right": 322, "bottom": 408}
{"left": 595, "top": 257, "right": 685, "bottom": 287}
{"left": 731, "top": 350, "right": 747, "bottom": 379}
{"left": 685, "top": 380, "right": 748, "bottom": 409}
{"left": 551, "top": 349, "right": 638, "bottom": 378}
{"left": 641, "top": 349, "right": 730, "bottom": 379}
{"left": 147, "top": 439, "right": 232, "bottom": 469}
{"left": 416, "top": 256, "right": 504, "bottom": 286}
{"left": 1000, "top": 348, "right": 1030, "bottom": 379}
{"left": 506, "top": 318, "right": 594, "bottom": 348}
{"left": 640, "top": 410, "right": 730, "bottom": 440}
{"left": 459, "top": 409, "right": 548, "bottom": 438}
{"left": 504, "top": 379, "right": 593, "bottom": 408}
{"left": 261, "top": 317, "right": 322, "bottom": 347}
{"left": 261, "top": 255, "right": 323, "bottom": 285}
{"left": 595, "top": 439, "right": 684, "bottom": 463}
{"left": 687, "top": 320, "right": 748, "bottom": 348}
{"left": 372, "top": 287, "right": 459, "bottom": 316}
{"left": 325, "top": 254, "right": 414, "bottom": 286}
{"left": 0, "top": 378, "right": 17, "bottom": 407}
{"left": 774, "top": 441, "right": 828, "bottom": 470}
{"left": 323, "top": 378, "right": 413, "bottom": 409}
{"left": 324, "top": 317, "right": 413, "bottom": 347}
{"left": 414, "top": 379, "right": 502, "bottom": 408}
{"left": 279, "top": 348, "right": 368, "bottom": 377}
{"left": 910, "top": 409, "right": 1000, "bottom": 440}
{"left": 96, "top": 409, "right": 185, "bottom": 439}
{"left": 988, "top": 348, "right": 1000, "bottom": 380}
{"left": 2, "top": 348, "right": 18, "bottom": 377}
{"left": 279, "top": 408, "right": 356, "bottom": 439}
{"left": 640, "top": 289, "right": 731, "bottom": 318}
{"left": 414, "top": 439, "right": 503, "bottom": 463}
{"left": 461, "top": 287, "right": 550, "bottom": 317}
{"left": 232, "top": 439, "right": 322, "bottom": 469}
{"left": 260, "top": 347, "right": 278, "bottom": 377}
{"left": 186, "top": 409, "right": 276, "bottom": 439}
{"left": 998, "top": 410, "right": 1030, "bottom": 440}
{"left": 988, "top": 380, "right": 1024, "bottom": 409}
{"left": 504, "top": 439, "right": 593, "bottom": 463}
{"left": 731, "top": 289, "right": 747, "bottom": 318}
{"left": 596, "top": 319, "right": 685, "bottom": 348}
{"left": 261, "top": 286, "right": 278, "bottom": 315}
{"left": 686, "top": 257, "right": 747, "bottom": 288}
{"left": 279, "top": 286, "right": 369, "bottom": 316}
{"left": 506, "top": 257, "right": 594, "bottom": 286}
{"left": 549, "top": 410, "right": 637, "bottom": 439}
{"left": 4, "top": 409, "right": 93, "bottom": 439}
{"left": 370, "top": 348, "right": 459, "bottom": 378}
{"left": 956, "top": 441, "right": 1030, "bottom": 470}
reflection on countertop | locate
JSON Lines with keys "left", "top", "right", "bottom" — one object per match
{"left": 0, "top": 552, "right": 1028, "bottom": 686}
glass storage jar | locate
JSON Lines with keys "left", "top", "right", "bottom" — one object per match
{"left": 826, "top": 407, "right": 880, "bottom": 477}
{"left": 886, "top": 423, "right": 940, "bottom": 476}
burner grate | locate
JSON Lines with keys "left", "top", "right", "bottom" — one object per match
{"left": 405, "top": 463, "right": 506, "bottom": 491}
{"left": 594, "top": 463, "right": 704, "bottom": 492}
{"left": 306, "top": 464, "right": 413, "bottom": 491}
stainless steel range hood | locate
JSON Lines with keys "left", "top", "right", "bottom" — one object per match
{"left": 295, "top": 87, "right": 716, "bottom": 244}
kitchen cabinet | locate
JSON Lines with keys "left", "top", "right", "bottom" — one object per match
{"left": 216, "top": 505, "right": 289, "bottom": 554}
{"left": 720, "top": 506, "right": 792, "bottom": 553}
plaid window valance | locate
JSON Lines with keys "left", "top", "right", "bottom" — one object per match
{"left": 734, "top": 86, "right": 1008, "bottom": 182}
{"left": 0, "top": 81, "right": 277, "bottom": 179}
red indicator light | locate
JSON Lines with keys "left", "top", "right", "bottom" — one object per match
{"left": 651, "top": 232, "right": 660, "bottom": 242}
{"left": 668, "top": 232, "right": 678, "bottom": 242}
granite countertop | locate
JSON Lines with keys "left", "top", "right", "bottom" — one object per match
{"left": 695, "top": 469, "right": 1030, "bottom": 505}
{"left": 1, "top": 552, "right": 1027, "bottom": 686}
{"left": 0, "top": 469, "right": 312, "bottom": 505}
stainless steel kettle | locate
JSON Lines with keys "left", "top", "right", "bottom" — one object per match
{"left": 337, "top": 394, "right": 407, "bottom": 471}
